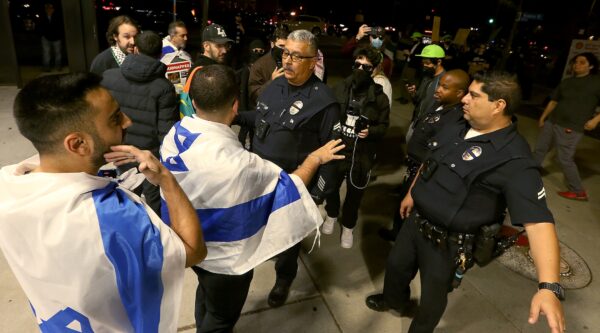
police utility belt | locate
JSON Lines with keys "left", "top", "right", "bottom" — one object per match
{"left": 413, "top": 212, "right": 523, "bottom": 289}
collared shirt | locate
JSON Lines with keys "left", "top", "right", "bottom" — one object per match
{"left": 407, "top": 103, "right": 464, "bottom": 163}
{"left": 412, "top": 118, "right": 554, "bottom": 232}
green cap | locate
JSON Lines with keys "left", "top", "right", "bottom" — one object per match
{"left": 416, "top": 44, "right": 445, "bottom": 58}
{"left": 410, "top": 32, "right": 423, "bottom": 39}
{"left": 441, "top": 34, "right": 452, "bottom": 41}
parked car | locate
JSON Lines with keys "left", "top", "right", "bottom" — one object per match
{"left": 281, "top": 15, "right": 326, "bottom": 35}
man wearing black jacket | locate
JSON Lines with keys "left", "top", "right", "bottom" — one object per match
{"left": 101, "top": 31, "right": 179, "bottom": 215}
{"left": 322, "top": 47, "right": 390, "bottom": 248}
{"left": 193, "top": 23, "right": 233, "bottom": 68}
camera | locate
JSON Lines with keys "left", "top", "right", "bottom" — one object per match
{"left": 255, "top": 119, "right": 270, "bottom": 139}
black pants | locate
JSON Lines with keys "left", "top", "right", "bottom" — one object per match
{"left": 273, "top": 242, "right": 301, "bottom": 284}
{"left": 324, "top": 159, "right": 368, "bottom": 229}
{"left": 192, "top": 267, "right": 254, "bottom": 333}
{"left": 383, "top": 214, "right": 458, "bottom": 333}
{"left": 389, "top": 159, "right": 421, "bottom": 237}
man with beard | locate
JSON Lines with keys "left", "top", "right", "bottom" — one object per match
{"left": 194, "top": 23, "right": 233, "bottom": 67}
{"left": 238, "top": 29, "right": 340, "bottom": 308}
{"left": 0, "top": 73, "right": 206, "bottom": 332}
{"left": 90, "top": 15, "right": 138, "bottom": 75}
{"left": 322, "top": 47, "right": 390, "bottom": 248}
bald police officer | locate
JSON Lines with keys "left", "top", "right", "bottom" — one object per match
{"left": 381, "top": 69, "right": 471, "bottom": 241}
{"left": 367, "top": 72, "right": 565, "bottom": 333}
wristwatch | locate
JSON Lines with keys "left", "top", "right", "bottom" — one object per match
{"left": 538, "top": 282, "right": 565, "bottom": 301}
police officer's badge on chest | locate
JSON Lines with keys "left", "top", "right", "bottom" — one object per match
{"left": 462, "top": 146, "right": 483, "bottom": 161}
{"left": 289, "top": 100, "right": 303, "bottom": 115}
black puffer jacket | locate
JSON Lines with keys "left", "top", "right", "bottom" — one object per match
{"left": 102, "top": 54, "right": 178, "bottom": 156}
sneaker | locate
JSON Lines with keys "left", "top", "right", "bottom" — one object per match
{"left": 322, "top": 216, "right": 336, "bottom": 235}
{"left": 341, "top": 226, "right": 353, "bottom": 248}
{"left": 557, "top": 190, "right": 588, "bottom": 201}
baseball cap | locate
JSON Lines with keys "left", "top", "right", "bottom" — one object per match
{"left": 202, "top": 24, "right": 233, "bottom": 44}
{"left": 416, "top": 44, "right": 445, "bottom": 58}
{"left": 367, "top": 26, "right": 385, "bottom": 37}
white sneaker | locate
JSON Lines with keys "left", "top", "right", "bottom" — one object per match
{"left": 341, "top": 227, "right": 354, "bottom": 248}
{"left": 322, "top": 216, "right": 337, "bottom": 235}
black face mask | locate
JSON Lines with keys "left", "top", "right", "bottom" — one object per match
{"left": 271, "top": 47, "right": 283, "bottom": 66}
{"left": 250, "top": 53, "right": 262, "bottom": 63}
{"left": 422, "top": 66, "right": 436, "bottom": 77}
{"left": 352, "top": 69, "right": 372, "bottom": 91}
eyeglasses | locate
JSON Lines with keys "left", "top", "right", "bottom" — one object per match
{"left": 252, "top": 49, "right": 265, "bottom": 55}
{"left": 353, "top": 61, "right": 374, "bottom": 73}
{"left": 282, "top": 50, "right": 316, "bottom": 63}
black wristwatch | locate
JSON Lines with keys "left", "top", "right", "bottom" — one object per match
{"left": 538, "top": 282, "right": 565, "bottom": 301}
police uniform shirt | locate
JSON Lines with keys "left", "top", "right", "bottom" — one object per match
{"left": 407, "top": 103, "right": 464, "bottom": 163}
{"left": 412, "top": 118, "right": 554, "bottom": 233}
{"left": 252, "top": 75, "right": 340, "bottom": 172}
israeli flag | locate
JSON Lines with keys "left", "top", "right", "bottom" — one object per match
{"left": 0, "top": 156, "right": 186, "bottom": 332}
{"left": 161, "top": 116, "right": 322, "bottom": 275}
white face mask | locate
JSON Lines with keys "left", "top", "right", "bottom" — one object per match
{"left": 371, "top": 38, "right": 383, "bottom": 49}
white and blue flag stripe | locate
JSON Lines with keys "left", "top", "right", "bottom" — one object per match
{"left": 160, "top": 116, "right": 322, "bottom": 275}
{"left": 0, "top": 157, "right": 186, "bottom": 332}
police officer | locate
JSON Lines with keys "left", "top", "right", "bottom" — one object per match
{"left": 366, "top": 72, "right": 565, "bottom": 333}
{"left": 322, "top": 47, "right": 390, "bottom": 249}
{"left": 380, "top": 69, "right": 470, "bottom": 241}
{"left": 241, "top": 29, "right": 340, "bottom": 308}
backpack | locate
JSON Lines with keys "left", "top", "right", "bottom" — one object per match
{"left": 179, "top": 66, "right": 203, "bottom": 118}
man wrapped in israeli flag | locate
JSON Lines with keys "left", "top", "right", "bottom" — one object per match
{"left": 160, "top": 65, "right": 344, "bottom": 332}
{"left": 0, "top": 73, "right": 206, "bottom": 332}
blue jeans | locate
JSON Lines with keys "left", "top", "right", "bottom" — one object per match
{"left": 42, "top": 36, "right": 62, "bottom": 70}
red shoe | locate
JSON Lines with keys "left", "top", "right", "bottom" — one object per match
{"left": 557, "top": 191, "right": 588, "bottom": 201}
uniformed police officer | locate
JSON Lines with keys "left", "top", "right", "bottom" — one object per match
{"left": 380, "top": 69, "right": 470, "bottom": 241}
{"left": 366, "top": 72, "right": 565, "bottom": 333}
{"left": 242, "top": 29, "right": 341, "bottom": 308}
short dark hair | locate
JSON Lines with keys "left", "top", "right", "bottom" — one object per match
{"left": 353, "top": 47, "right": 382, "bottom": 67}
{"left": 190, "top": 65, "right": 238, "bottom": 113}
{"left": 270, "top": 27, "right": 289, "bottom": 42}
{"left": 168, "top": 20, "right": 186, "bottom": 36}
{"left": 572, "top": 52, "right": 599, "bottom": 75}
{"left": 135, "top": 31, "right": 162, "bottom": 58}
{"left": 13, "top": 73, "right": 102, "bottom": 154}
{"left": 106, "top": 15, "right": 138, "bottom": 45}
{"left": 473, "top": 71, "right": 521, "bottom": 116}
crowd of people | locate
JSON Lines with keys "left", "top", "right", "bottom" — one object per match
{"left": 8, "top": 11, "right": 600, "bottom": 333}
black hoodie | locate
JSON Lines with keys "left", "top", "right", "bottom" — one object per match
{"left": 102, "top": 53, "right": 179, "bottom": 156}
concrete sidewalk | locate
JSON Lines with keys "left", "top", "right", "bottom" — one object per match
{"left": 1, "top": 76, "right": 599, "bottom": 332}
